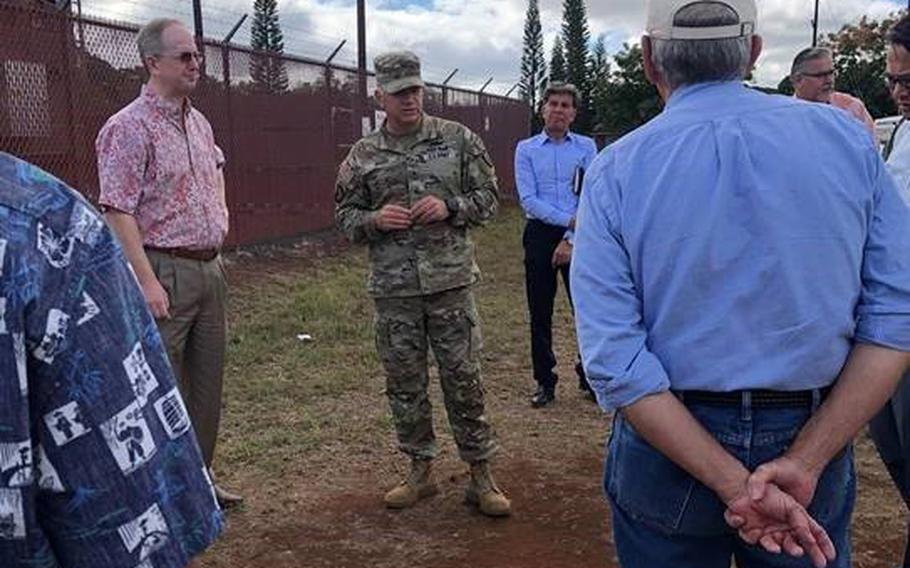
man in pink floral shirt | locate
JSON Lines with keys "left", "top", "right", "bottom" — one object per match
{"left": 790, "top": 46, "right": 876, "bottom": 138}
{"left": 96, "top": 18, "right": 242, "bottom": 506}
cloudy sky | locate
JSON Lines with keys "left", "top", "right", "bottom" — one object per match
{"left": 82, "top": 0, "right": 906, "bottom": 93}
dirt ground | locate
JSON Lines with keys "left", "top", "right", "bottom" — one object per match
{"left": 195, "top": 208, "right": 908, "bottom": 568}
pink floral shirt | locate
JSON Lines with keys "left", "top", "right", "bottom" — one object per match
{"left": 96, "top": 85, "right": 228, "bottom": 249}
{"left": 830, "top": 91, "right": 876, "bottom": 138}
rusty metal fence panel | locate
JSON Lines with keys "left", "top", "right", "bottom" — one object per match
{"left": 0, "top": 1, "right": 530, "bottom": 246}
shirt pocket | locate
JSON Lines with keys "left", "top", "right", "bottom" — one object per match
{"left": 152, "top": 133, "right": 191, "bottom": 193}
{"left": 412, "top": 143, "right": 459, "bottom": 198}
{"left": 364, "top": 160, "right": 409, "bottom": 206}
{"left": 530, "top": 154, "right": 553, "bottom": 193}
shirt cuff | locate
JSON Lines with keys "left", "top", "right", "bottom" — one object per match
{"left": 564, "top": 229, "right": 575, "bottom": 244}
{"left": 587, "top": 350, "right": 672, "bottom": 412}
{"left": 447, "top": 196, "right": 467, "bottom": 228}
{"left": 855, "top": 318, "right": 910, "bottom": 352}
{"left": 555, "top": 211, "right": 574, "bottom": 229}
{"left": 364, "top": 210, "right": 383, "bottom": 241}
{"left": 97, "top": 198, "right": 137, "bottom": 217}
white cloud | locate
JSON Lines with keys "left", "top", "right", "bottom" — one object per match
{"left": 82, "top": 0, "right": 906, "bottom": 92}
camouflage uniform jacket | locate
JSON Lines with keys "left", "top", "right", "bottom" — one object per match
{"left": 335, "top": 114, "right": 499, "bottom": 298}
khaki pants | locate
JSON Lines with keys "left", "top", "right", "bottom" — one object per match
{"left": 148, "top": 250, "right": 227, "bottom": 467}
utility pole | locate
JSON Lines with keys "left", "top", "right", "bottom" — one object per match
{"left": 192, "top": 0, "right": 205, "bottom": 74}
{"left": 357, "top": 0, "right": 369, "bottom": 133}
{"left": 74, "top": 0, "right": 85, "bottom": 50}
{"left": 811, "top": 0, "right": 820, "bottom": 47}
{"left": 192, "top": 0, "right": 204, "bottom": 41}
{"left": 357, "top": 0, "right": 367, "bottom": 79}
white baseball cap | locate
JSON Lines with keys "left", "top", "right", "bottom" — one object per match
{"left": 646, "top": 0, "right": 757, "bottom": 40}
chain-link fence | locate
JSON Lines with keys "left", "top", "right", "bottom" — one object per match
{"left": 0, "top": 1, "right": 530, "bottom": 246}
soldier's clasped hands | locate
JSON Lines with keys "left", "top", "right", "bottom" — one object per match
{"left": 375, "top": 197, "right": 450, "bottom": 232}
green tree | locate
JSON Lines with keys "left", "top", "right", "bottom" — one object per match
{"left": 561, "top": 0, "right": 592, "bottom": 131}
{"left": 822, "top": 12, "right": 901, "bottom": 118}
{"left": 549, "top": 37, "right": 567, "bottom": 83}
{"left": 779, "top": 12, "right": 903, "bottom": 116}
{"left": 250, "top": 0, "right": 289, "bottom": 94}
{"left": 519, "top": 0, "right": 547, "bottom": 131}
{"left": 595, "top": 43, "right": 662, "bottom": 137}
{"left": 589, "top": 34, "right": 611, "bottom": 132}
{"left": 777, "top": 75, "right": 794, "bottom": 96}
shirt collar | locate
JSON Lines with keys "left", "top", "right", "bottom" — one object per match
{"left": 141, "top": 83, "right": 192, "bottom": 121}
{"left": 665, "top": 80, "right": 748, "bottom": 110}
{"left": 538, "top": 129, "right": 574, "bottom": 146}
{"left": 378, "top": 114, "right": 435, "bottom": 149}
{"left": 791, "top": 91, "right": 843, "bottom": 106}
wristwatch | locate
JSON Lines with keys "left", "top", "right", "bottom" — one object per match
{"left": 444, "top": 197, "right": 461, "bottom": 218}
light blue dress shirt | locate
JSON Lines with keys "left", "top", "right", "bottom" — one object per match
{"left": 887, "top": 119, "right": 910, "bottom": 202}
{"left": 571, "top": 82, "right": 910, "bottom": 411}
{"left": 515, "top": 130, "right": 598, "bottom": 239}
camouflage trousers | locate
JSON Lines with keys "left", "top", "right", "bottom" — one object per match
{"left": 374, "top": 286, "right": 498, "bottom": 463}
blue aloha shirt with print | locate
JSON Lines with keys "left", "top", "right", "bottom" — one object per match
{"left": 0, "top": 152, "right": 223, "bottom": 567}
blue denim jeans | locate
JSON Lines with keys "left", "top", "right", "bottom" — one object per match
{"left": 605, "top": 396, "right": 855, "bottom": 568}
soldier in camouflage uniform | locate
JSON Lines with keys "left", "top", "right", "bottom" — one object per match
{"left": 335, "top": 51, "right": 510, "bottom": 517}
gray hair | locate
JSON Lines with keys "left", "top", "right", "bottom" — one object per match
{"left": 790, "top": 46, "right": 833, "bottom": 77}
{"left": 650, "top": 2, "right": 752, "bottom": 91}
{"left": 137, "top": 18, "right": 183, "bottom": 61}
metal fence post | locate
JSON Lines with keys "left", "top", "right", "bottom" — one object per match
{"left": 222, "top": 41, "right": 235, "bottom": 160}
{"left": 60, "top": 7, "right": 85, "bottom": 196}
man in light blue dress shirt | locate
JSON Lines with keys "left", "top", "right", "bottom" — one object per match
{"left": 876, "top": 15, "right": 910, "bottom": 568}
{"left": 514, "top": 83, "right": 598, "bottom": 408}
{"left": 572, "top": 1, "right": 910, "bottom": 566}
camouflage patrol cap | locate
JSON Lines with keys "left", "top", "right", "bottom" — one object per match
{"left": 374, "top": 50, "right": 424, "bottom": 94}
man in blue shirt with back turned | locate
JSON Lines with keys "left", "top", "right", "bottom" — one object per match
{"left": 572, "top": 0, "right": 910, "bottom": 566}
{"left": 515, "top": 82, "right": 597, "bottom": 408}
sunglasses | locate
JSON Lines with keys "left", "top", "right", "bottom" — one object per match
{"left": 887, "top": 73, "right": 910, "bottom": 90}
{"left": 159, "top": 51, "right": 204, "bottom": 65}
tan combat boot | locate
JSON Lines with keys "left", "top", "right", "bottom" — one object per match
{"left": 465, "top": 460, "right": 511, "bottom": 517}
{"left": 383, "top": 458, "right": 439, "bottom": 509}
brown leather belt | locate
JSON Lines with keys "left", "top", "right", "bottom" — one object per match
{"left": 674, "top": 387, "right": 831, "bottom": 408}
{"left": 145, "top": 246, "right": 219, "bottom": 262}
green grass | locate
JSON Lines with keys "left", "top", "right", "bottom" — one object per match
{"left": 216, "top": 205, "right": 574, "bottom": 476}
{"left": 204, "top": 205, "right": 907, "bottom": 568}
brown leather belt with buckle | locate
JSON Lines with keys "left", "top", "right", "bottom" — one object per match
{"left": 674, "top": 387, "right": 832, "bottom": 408}
{"left": 145, "top": 246, "right": 219, "bottom": 262}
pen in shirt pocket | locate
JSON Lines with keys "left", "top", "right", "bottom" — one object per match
{"left": 572, "top": 165, "right": 585, "bottom": 196}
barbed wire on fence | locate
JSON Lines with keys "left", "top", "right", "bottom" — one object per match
{"left": 0, "top": 0, "right": 530, "bottom": 247}
{"left": 79, "top": 0, "right": 517, "bottom": 93}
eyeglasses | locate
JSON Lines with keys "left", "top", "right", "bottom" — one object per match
{"left": 800, "top": 69, "right": 835, "bottom": 79}
{"left": 887, "top": 73, "right": 910, "bottom": 90}
{"left": 159, "top": 51, "right": 204, "bottom": 65}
